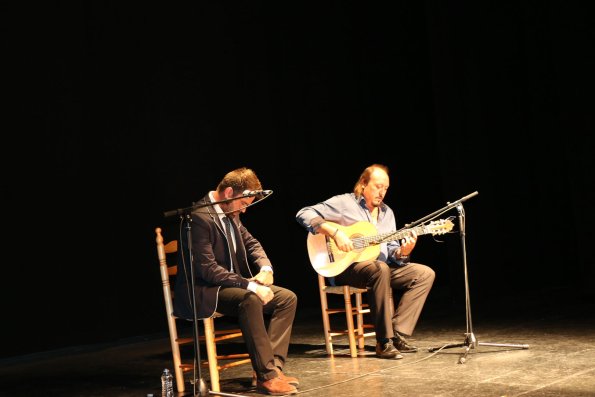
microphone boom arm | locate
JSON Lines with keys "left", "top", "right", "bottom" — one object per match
{"left": 403, "top": 191, "right": 478, "bottom": 229}
{"left": 163, "top": 190, "right": 273, "bottom": 219}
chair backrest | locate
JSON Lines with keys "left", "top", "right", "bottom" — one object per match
{"left": 155, "top": 226, "right": 251, "bottom": 393}
{"left": 155, "top": 227, "right": 190, "bottom": 393}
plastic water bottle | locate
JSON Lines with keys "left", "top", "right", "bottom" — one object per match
{"left": 161, "top": 368, "right": 174, "bottom": 397}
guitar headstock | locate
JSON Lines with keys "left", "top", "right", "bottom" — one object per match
{"left": 426, "top": 217, "right": 455, "bottom": 235}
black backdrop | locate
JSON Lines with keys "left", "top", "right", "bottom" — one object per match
{"left": 3, "top": 2, "right": 593, "bottom": 358}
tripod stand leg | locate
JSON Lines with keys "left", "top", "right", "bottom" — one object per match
{"left": 478, "top": 342, "right": 530, "bottom": 349}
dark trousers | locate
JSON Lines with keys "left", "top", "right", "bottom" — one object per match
{"left": 215, "top": 285, "right": 297, "bottom": 381}
{"left": 335, "top": 260, "right": 434, "bottom": 339}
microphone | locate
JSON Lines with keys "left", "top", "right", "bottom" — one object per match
{"left": 242, "top": 189, "right": 273, "bottom": 197}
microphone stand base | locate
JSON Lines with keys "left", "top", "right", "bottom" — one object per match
{"left": 427, "top": 332, "right": 530, "bottom": 364}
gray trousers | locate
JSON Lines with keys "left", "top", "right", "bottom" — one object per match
{"left": 334, "top": 260, "right": 435, "bottom": 339}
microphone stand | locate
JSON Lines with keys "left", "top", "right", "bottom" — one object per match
{"left": 164, "top": 194, "right": 262, "bottom": 397}
{"left": 408, "top": 192, "right": 529, "bottom": 364}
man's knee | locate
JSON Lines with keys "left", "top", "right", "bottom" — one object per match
{"left": 277, "top": 288, "right": 298, "bottom": 309}
{"left": 375, "top": 261, "right": 391, "bottom": 279}
{"left": 421, "top": 265, "right": 435, "bottom": 285}
{"left": 240, "top": 291, "right": 262, "bottom": 309}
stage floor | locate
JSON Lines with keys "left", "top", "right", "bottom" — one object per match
{"left": 3, "top": 287, "right": 594, "bottom": 397}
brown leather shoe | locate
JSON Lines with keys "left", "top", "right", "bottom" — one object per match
{"left": 274, "top": 367, "right": 299, "bottom": 387}
{"left": 256, "top": 376, "right": 297, "bottom": 396}
{"left": 253, "top": 369, "right": 299, "bottom": 388}
{"left": 375, "top": 340, "right": 403, "bottom": 359}
{"left": 392, "top": 332, "right": 419, "bottom": 353}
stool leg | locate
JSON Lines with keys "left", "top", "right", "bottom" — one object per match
{"left": 355, "top": 292, "right": 365, "bottom": 351}
{"left": 319, "top": 276, "right": 334, "bottom": 355}
{"left": 343, "top": 286, "right": 358, "bottom": 358}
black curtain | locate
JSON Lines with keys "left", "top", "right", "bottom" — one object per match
{"left": 3, "top": 1, "right": 593, "bottom": 358}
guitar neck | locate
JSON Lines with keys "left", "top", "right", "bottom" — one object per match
{"left": 355, "top": 225, "right": 426, "bottom": 247}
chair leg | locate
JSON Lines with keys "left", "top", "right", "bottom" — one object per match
{"left": 355, "top": 292, "right": 365, "bottom": 351}
{"left": 318, "top": 276, "right": 334, "bottom": 355}
{"left": 203, "top": 317, "right": 220, "bottom": 392}
{"left": 343, "top": 286, "right": 358, "bottom": 358}
{"left": 169, "top": 326, "right": 185, "bottom": 393}
{"left": 161, "top": 270, "right": 185, "bottom": 392}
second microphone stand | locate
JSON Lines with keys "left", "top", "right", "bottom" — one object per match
{"left": 421, "top": 193, "right": 529, "bottom": 363}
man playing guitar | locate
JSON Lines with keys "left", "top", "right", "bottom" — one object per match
{"left": 296, "top": 164, "right": 439, "bottom": 359}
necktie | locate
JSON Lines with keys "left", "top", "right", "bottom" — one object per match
{"left": 222, "top": 216, "right": 238, "bottom": 273}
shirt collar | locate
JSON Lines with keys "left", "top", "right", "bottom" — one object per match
{"left": 355, "top": 194, "right": 387, "bottom": 213}
{"left": 208, "top": 191, "right": 226, "bottom": 222}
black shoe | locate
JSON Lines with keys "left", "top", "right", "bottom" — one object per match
{"left": 392, "top": 333, "right": 418, "bottom": 353}
{"left": 375, "top": 340, "right": 404, "bottom": 359}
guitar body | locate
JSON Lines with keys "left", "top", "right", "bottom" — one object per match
{"left": 307, "top": 221, "right": 381, "bottom": 278}
{"left": 306, "top": 218, "right": 454, "bottom": 278}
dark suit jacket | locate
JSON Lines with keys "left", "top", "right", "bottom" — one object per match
{"left": 173, "top": 194, "right": 272, "bottom": 319}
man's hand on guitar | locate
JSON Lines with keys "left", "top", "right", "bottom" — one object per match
{"left": 330, "top": 229, "right": 352, "bottom": 252}
{"left": 399, "top": 230, "right": 417, "bottom": 256}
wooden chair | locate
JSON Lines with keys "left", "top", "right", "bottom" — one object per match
{"left": 155, "top": 227, "right": 251, "bottom": 393}
{"left": 317, "top": 274, "right": 376, "bottom": 357}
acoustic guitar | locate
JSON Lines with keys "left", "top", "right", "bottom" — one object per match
{"left": 307, "top": 218, "right": 454, "bottom": 277}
